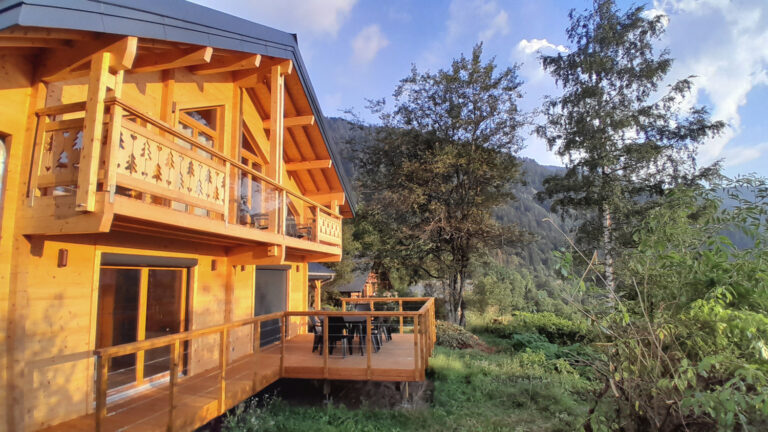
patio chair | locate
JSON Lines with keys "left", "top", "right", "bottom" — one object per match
{"left": 353, "top": 303, "right": 382, "bottom": 353}
{"left": 309, "top": 315, "right": 323, "bottom": 354}
{"left": 327, "top": 316, "right": 353, "bottom": 357}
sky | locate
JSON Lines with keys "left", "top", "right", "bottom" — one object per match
{"left": 189, "top": 0, "right": 768, "bottom": 178}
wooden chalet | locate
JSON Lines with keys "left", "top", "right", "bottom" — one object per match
{"left": 0, "top": 1, "right": 435, "bottom": 431}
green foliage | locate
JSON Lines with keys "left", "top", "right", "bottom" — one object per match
{"left": 224, "top": 342, "right": 594, "bottom": 431}
{"left": 557, "top": 176, "right": 768, "bottom": 430}
{"left": 435, "top": 320, "right": 487, "bottom": 350}
{"left": 354, "top": 44, "right": 528, "bottom": 324}
{"left": 476, "top": 312, "right": 590, "bottom": 346}
{"left": 537, "top": 0, "right": 725, "bottom": 283}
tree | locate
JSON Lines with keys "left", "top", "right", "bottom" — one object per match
{"left": 536, "top": 0, "right": 725, "bottom": 292}
{"left": 356, "top": 44, "right": 527, "bottom": 325}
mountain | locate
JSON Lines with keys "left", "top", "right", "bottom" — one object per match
{"left": 324, "top": 117, "right": 572, "bottom": 272}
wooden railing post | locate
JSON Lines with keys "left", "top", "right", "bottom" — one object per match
{"left": 280, "top": 315, "right": 286, "bottom": 376}
{"left": 322, "top": 314, "right": 329, "bottom": 378}
{"left": 95, "top": 354, "right": 108, "bottom": 432}
{"left": 341, "top": 299, "right": 346, "bottom": 312}
{"left": 219, "top": 328, "right": 228, "bottom": 414}
{"left": 253, "top": 320, "right": 261, "bottom": 354}
{"left": 413, "top": 315, "right": 420, "bottom": 380}
{"left": 399, "top": 299, "right": 404, "bottom": 334}
{"left": 168, "top": 340, "right": 180, "bottom": 431}
{"left": 366, "top": 314, "right": 372, "bottom": 379}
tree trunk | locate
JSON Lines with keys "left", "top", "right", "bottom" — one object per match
{"left": 602, "top": 202, "right": 616, "bottom": 295}
{"left": 457, "top": 269, "right": 467, "bottom": 327}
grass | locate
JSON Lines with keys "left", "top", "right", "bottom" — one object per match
{"left": 220, "top": 316, "right": 596, "bottom": 432}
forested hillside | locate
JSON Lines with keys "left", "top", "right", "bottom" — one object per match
{"left": 324, "top": 116, "right": 571, "bottom": 272}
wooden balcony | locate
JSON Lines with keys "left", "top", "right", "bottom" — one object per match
{"left": 22, "top": 98, "right": 343, "bottom": 256}
{"left": 39, "top": 298, "right": 436, "bottom": 432}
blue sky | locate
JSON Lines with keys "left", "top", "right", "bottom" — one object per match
{"left": 190, "top": 0, "right": 768, "bottom": 178}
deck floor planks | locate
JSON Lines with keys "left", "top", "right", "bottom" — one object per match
{"left": 40, "top": 333, "right": 419, "bottom": 432}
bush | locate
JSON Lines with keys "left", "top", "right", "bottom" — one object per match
{"left": 477, "top": 312, "right": 591, "bottom": 345}
{"left": 435, "top": 320, "right": 489, "bottom": 350}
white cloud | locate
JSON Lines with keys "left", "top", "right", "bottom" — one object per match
{"left": 188, "top": 0, "right": 357, "bottom": 38}
{"left": 516, "top": 38, "right": 569, "bottom": 55}
{"left": 447, "top": 0, "right": 510, "bottom": 42}
{"left": 351, "top": 25, "right": 389, "bottom": 65}
{"left": 479, "top": 10, "right": 509, "bottom": 41}
{"left": 721, "top": 142, "right": 768, "bottom": 168}
{"left": 651, "top": 0, "right": 768, "bottom": 165}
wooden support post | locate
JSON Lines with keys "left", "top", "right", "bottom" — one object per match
{"left": 223, "top": 161, "right": 231, "bottom": 224}
{"left": 268, "top": 63, "right": 286, "bottom": 184}
{"left": 168, "top": 340, "right": 180, "bottom": 432}
{"left": 342, "top": 299, "right": 346, "bottom": 312}
{"left": 219, "top": 328, "right": 228, "bottom": 414}
{"left": 104, "top": 71, "right": 124, "bottom": 202}
{"left": 313, "top": 280, "right": 322, "bottom": 310}
{"left": 77, "top": 51, "right": 111, "bottom": 211}
{"left": 399, "top": 300, "right": 404, "bottom": 334}
{"left": 322, "top": 314, "right": 329, "bottom": 378}
{"left": 95, "top": 355, "right": 108, "bottom": 432}
{"left": 366, "top": 314, "right": 373, "bottom": 379}
{"left": 280, "top": 190, "right": 287, "bottom": 235}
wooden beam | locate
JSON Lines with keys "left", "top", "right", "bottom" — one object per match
{"left": 191, "top": 53, "right": 261, "bottom": 75}
{"left": 76, "top": 51, "right": 112, "bottom": 211}
{"left": 0, "top": 36, "right": 69, "bottom": 48}
{"left": 268, "top": 61, "right": 286, "bottom": 183}
{"left": 233, "top": 69, "right": 259, "bottom": 87}
{"left": 0, "top": 27, "right": 92, "bottom": 40}
{"left": 305, "top": 192, "right": 346, "bottom": 206}
{"left": 131, "top": 46, "right": 213, "bottom": 73}
{"left": 263, "top": 58, "right": 293, "bottom": 75}
{"left": 285, "top": 159, "right": 332, "bottom": 171}
{"left": 37, "top": 36, "right": 137, "bottom": 82}
{"left": 263, "top": 115, "right": 315, "bottom": 129}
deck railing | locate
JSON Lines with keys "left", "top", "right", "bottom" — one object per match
{"left": 29, "top": 99, "right": 343, "bottom": 247}
{"left": 90, "top": 298, "right": 435, "bottom": 432}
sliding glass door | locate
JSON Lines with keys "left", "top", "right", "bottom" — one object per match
{"left": 97, "top": 266, "right": 188, "bottom": 391}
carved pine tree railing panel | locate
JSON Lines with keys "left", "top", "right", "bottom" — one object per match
{"left": 115, "top": 119, "right": 226, "bottom": 213}
{"left": 35, "top": 119, "right": 85, "bottom": 190}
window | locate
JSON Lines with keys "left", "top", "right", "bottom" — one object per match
{"left": 176, "top": 106, "right": 222, "bottom": 159}
{"left": 96, "top": 265, "right": 189, "bottom": 392}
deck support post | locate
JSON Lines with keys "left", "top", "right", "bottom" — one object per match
{"left": 399, "top": 300, "right": 404, "bottom": 334}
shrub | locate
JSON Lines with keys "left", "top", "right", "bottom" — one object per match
{"left": 478, "top": 312, "right": 591, "bottom": 345}
{"left": 435, "top": 320, "right": 489, "bottom": 350}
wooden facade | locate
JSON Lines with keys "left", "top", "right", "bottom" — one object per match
{"left": 0, "top": 2, "right": 434, "bottom": 431}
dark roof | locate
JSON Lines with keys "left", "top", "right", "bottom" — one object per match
{"left": 0, "top": 0, "right": 354, "bottom": 214}
{"left": 334, "top": 270, "right": 368, "bottom": 293}
{"left": 308, "top": 263, "right": 335, "bottom": 281}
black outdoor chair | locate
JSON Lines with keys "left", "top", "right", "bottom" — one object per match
{"left": 309, "top": 315, "right": 323, "bottom": 354}
{"left": 327, "top": 316, "right": 353, "bottom": 357}
{"left": 353, "top": 303, "right": 382, "bottom": 354}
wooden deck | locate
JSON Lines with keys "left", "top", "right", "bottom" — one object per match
{"left": 40, "top": 333, "right": 421, "bottom": 432}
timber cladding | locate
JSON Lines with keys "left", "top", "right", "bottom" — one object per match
{"left": 0, "top": 1, "right": 362, "bottom": 430}
{"left": 7, "top": 231, "right": 309, "bottom": 430}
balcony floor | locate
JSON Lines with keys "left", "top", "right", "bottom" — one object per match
{"left": 40, "top": 333, "right": 421, "bottom": 432}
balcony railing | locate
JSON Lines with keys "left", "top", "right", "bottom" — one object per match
{"left": 81, "top": 298, "right": 435, "bottom": 432}
{"left": 29, "top": 99, "right": 342, "bottom": 247}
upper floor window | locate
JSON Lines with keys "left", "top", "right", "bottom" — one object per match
{"left": 176, "top": 106, "right": 222, "bottom": 158}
